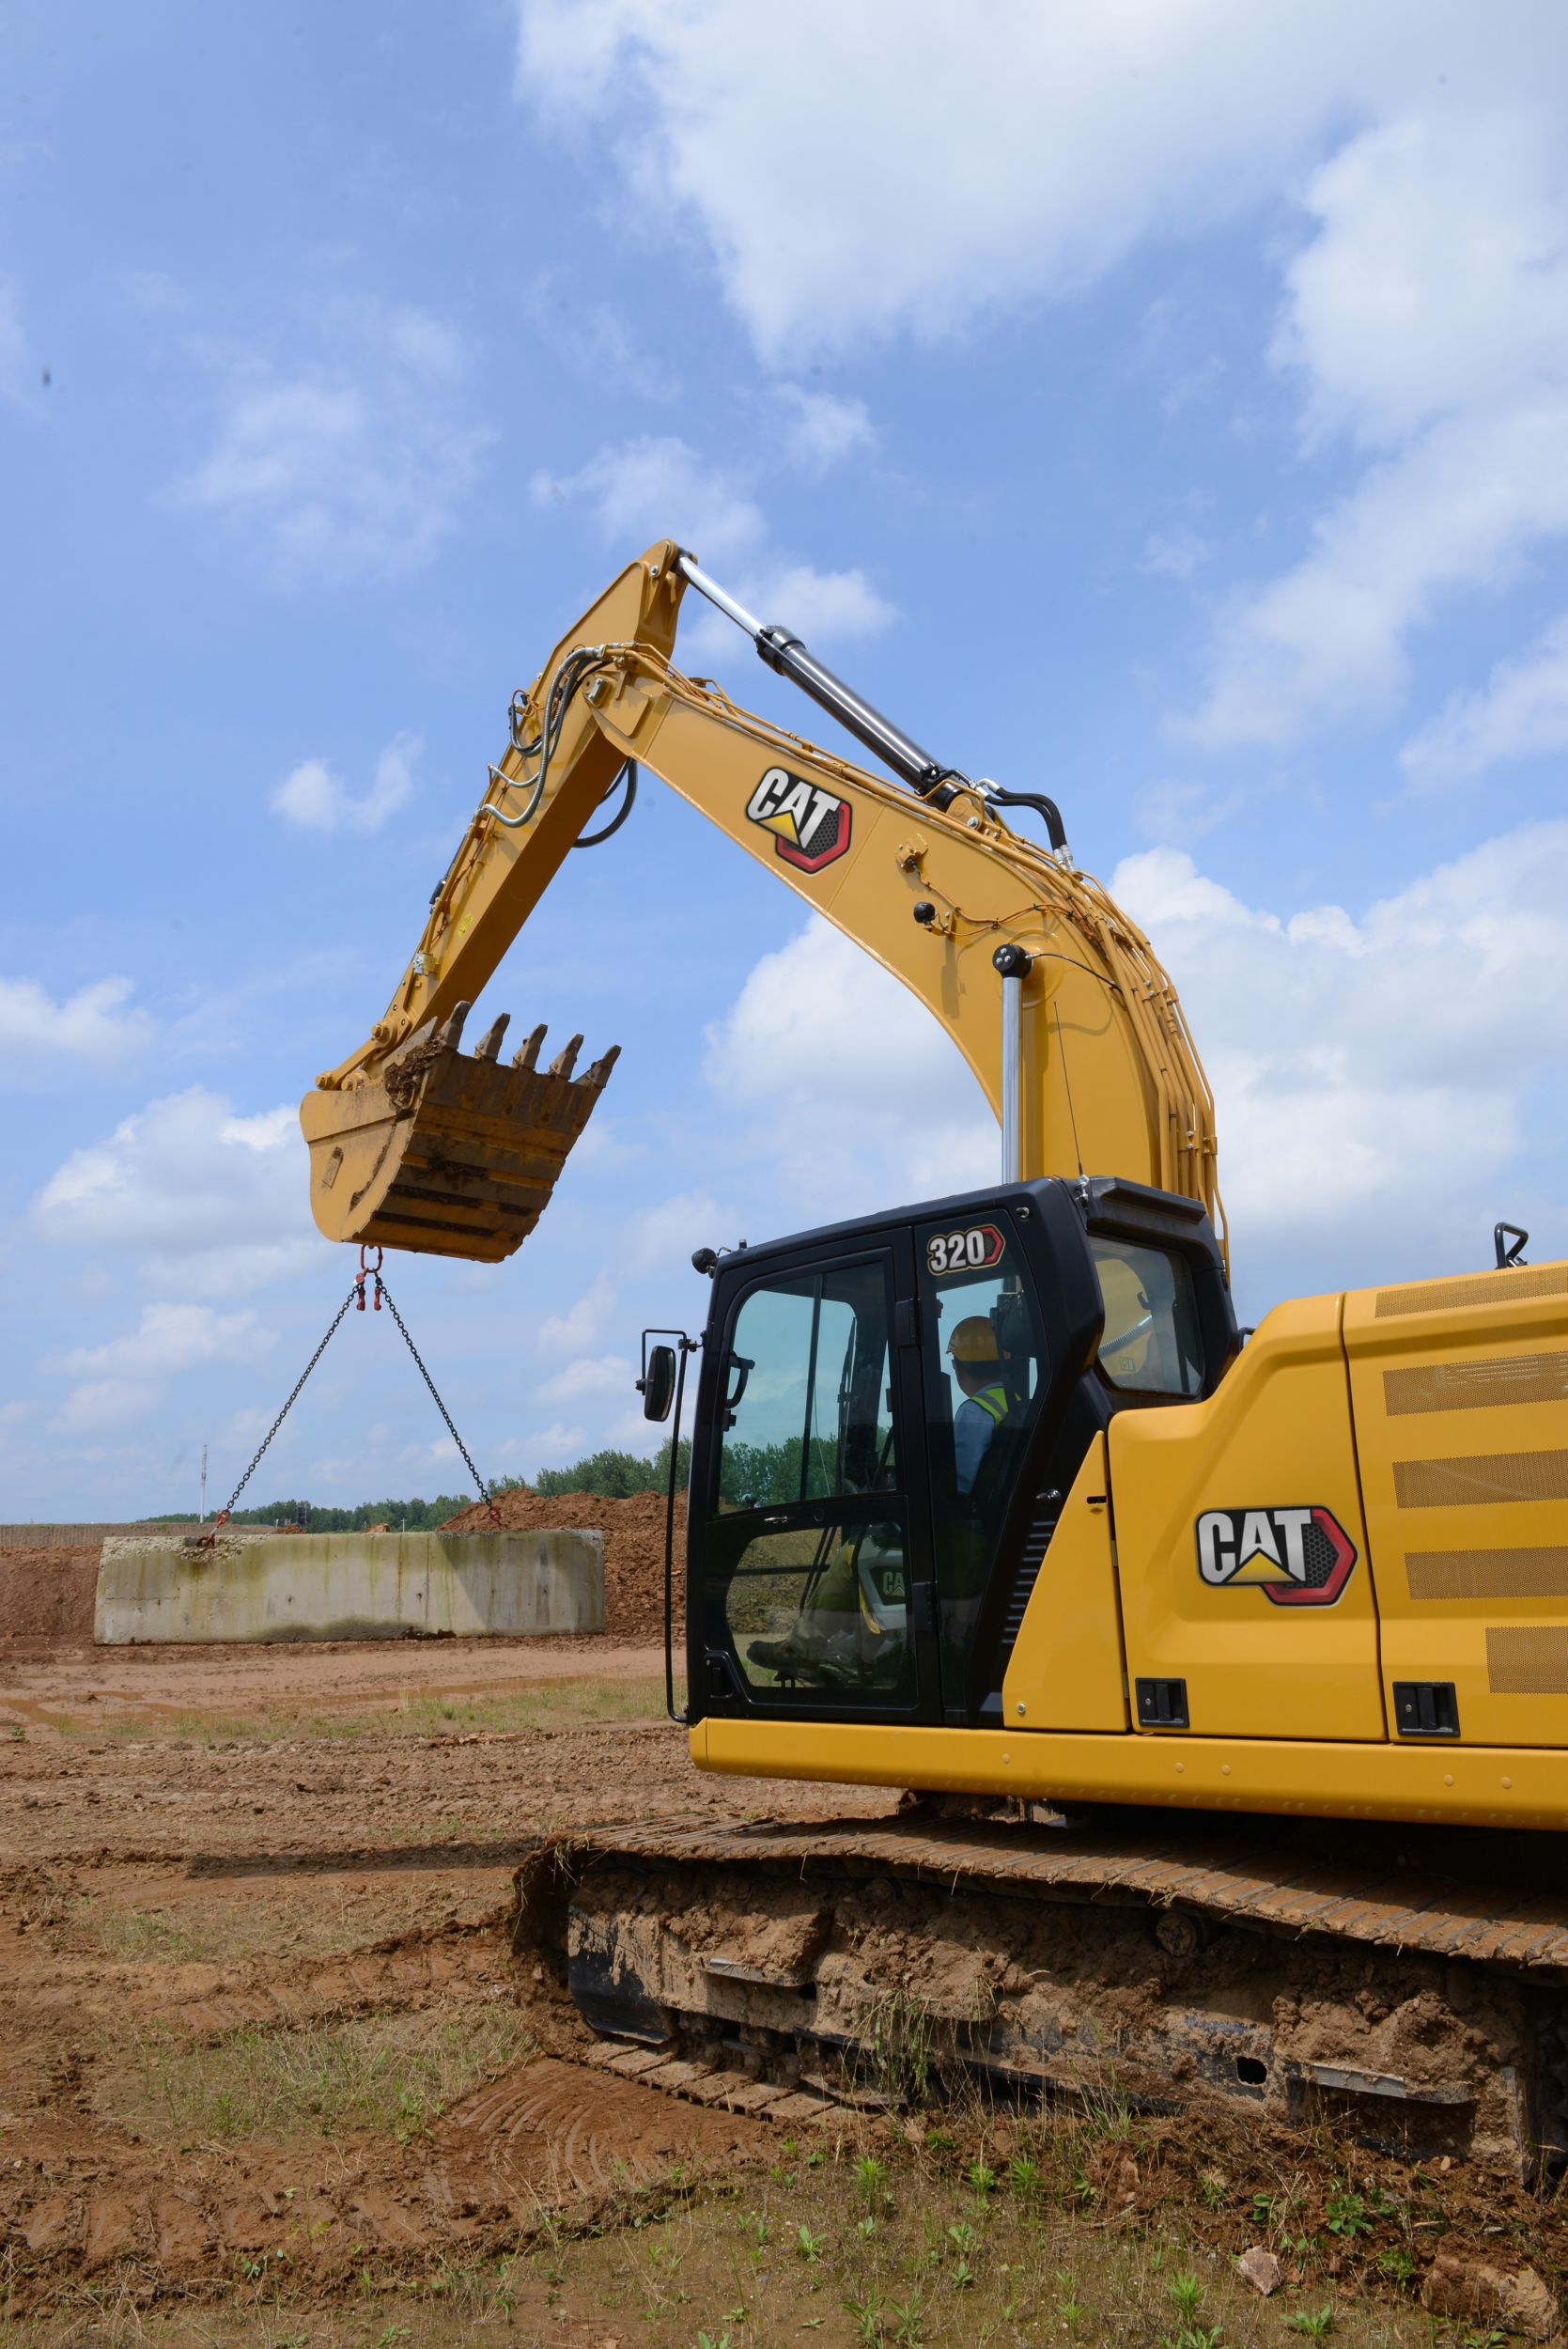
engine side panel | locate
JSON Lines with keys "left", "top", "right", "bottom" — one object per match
{"left": 1109, "top": 1293, "right": 1383, "bottom": 1742}
{"left": 1345, "top": 1258, "right": 1568, "bottom": 1749}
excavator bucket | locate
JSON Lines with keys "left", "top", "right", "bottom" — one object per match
{"left": 299, "top": 1005, "right": 619, "bottom": 1263}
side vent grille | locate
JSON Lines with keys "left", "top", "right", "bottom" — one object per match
{"left": 1375, "top": 1264, "right": 1568, "bottom": 1318}
{"left": 1488, "top": 1626, "right": 1568, "bottom": 1695}
{"left": 1407, "top": 1546, "right": 1568, "bottom": 1601}
{"left": 1394, "top": 1450, "right": 1568, "bottom": 1509}
{"left": 1384, "top": 1352, "right": 1568, "bottom": 1415}
{"left": 1000, "top": 1497, "right": 1061, "bottom": 1657}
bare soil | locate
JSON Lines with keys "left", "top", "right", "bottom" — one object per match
{"left": 0, "top": 1548, "right": 101, "bottom": 1644}
{"left": 0, "top": 1632, "right": 868, "bottom": 2328}
{"left": 0, "top": 1629, "right": 1563, "bottom": 2343}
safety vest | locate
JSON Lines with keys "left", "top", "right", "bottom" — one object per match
{"left": 969, "top": 1381, "right": 1009, "bottom": 1425}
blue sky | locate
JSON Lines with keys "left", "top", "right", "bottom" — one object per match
{"left": 5, "top": 2, "right": 1568, "bottom": 1519}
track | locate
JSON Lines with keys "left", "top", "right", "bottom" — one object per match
{"left": 513, "top": 1806, "right": 1568, "bottom": 2177}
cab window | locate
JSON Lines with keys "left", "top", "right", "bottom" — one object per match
{"left": 716, "top": 1260, "right": 896, "bottom": 1507}
{"left": 708, "top": 1257, "right": 912, "bottom": 1707}
{"left": 1090, "top": 1236, "right": 1203, "bottom": 1396}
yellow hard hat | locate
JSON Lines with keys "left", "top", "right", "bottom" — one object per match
{"left": 947, "top": 1315, "right": 1001, "bottom": 1363}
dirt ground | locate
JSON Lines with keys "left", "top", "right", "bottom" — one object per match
{"left": 0, "top": 1624, "right": 877, "bottom": 2341}
{"left": 1, "top": 1621, "right": 1563, "bottom": 2344}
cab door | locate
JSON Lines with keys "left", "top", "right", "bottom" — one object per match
{"left": 693, "top": 1235, "right": 940, "bottom": 1722}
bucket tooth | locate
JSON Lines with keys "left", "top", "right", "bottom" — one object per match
{"left": 474, "top": 1013, "right": 511, "bottom": 1063}
{"left": 585, "top": 1043, "right": 622, "bottom": 1090}
{"left": 512, "top": 1022, "right": 547, "bottom": 1072}
{"left": 436, "top": 1001, "right": 472, "bottom": 1050}
{"left": 549, "top": 1034, "right": 583, "bottom": 1080}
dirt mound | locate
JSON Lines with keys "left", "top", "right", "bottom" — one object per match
{"left": 442, "top": 1489, "right": 686, "bottom": 1641}
{"left": 0, "top": 1546, "right": 99, "bottom": 1642}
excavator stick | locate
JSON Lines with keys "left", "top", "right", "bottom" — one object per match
{"left": 300, "top": 1003, "right": 619, "bottom": 1263}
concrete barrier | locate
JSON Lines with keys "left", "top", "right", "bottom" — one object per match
{"left": 94, "top": 1528, "right": 603, "bottom": 1644}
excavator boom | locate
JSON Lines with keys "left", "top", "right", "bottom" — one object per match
{"left": 301, "top": 542, "right": 1222, "bottom": 1265}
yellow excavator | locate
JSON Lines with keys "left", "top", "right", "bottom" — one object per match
{"left": 303, "top": 544, "right": 1568, "bottom": 2172}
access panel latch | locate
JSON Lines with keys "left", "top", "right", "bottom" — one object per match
{"left": 1136, "top": 1676, "right": 1189, "bottom": 1730}
{"left": 1393, "top": 1680, "right": 1460, "bottom": 1738}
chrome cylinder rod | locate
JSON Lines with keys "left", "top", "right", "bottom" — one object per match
{"left": 675, "top": 549, "right": 963, "bottom": 801}
{"left": 993, "top": 943, "right": 1032, "bottom": 1184}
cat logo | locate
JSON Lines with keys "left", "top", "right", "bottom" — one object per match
{"left": 1195, "top": 1506, "right": 1358, "bottom": 1608}
{"left": 745, "top": 766, "right": 853, "bottom": 873}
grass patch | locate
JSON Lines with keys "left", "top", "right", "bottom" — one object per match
{"left": 102, "top": 2001, "right": 536, "bottom": 2147}
{"left": 45, "top": 1672, "right": 677, "bottom": 1745}
{"left": 66, "top": 1899, "right": 203, "bottom": 1964}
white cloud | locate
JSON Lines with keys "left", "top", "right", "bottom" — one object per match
{"left": 535, "top": 1271, "right": 617, "bottom": 1354}
{"left": 0, "top": 975, "right": 152, "bottom": 1080}
{"left": 627, "top": 1190, "right": 732, "bottom": 1272}
{"left": 535, "top": 434, "right": 762, "bottom": 563}
{"left": 33, "top": 1086, "right": 319, "bottom": 1296}
{"left": 532, "top": 1353, "right": 637, "bottom": 1407}
{"left": 533, "top": 434, "right": 893, "bottom": 649}
{"left": 1184, "top": 108, "right": 1568, "bottom": 747}
{"left": 56, "top": 1300, "right": 266, "bottom": 1381}
{"left": 49, "top": 1301, "right": 272, "bottom": 1433}
{"left": 1402, "top": 611, "right": 1568, "bottom": 786}
{"left": 1140, "top": 530, "right": 1208, "bottom": 583}
{"left": 271, "top": 733, "right": 419, "bottom": 835}
{"left": 498, "top": 1421, "right": 590, "bottom": 1470}
{"left": 1111, "top": 819, "right": 1568, "bottom": 1295}
{"left": 704, "top": 918, "right": 994, "bottom": 1222}
{"left": 180, "top": 300, "right": 488, "bottom": 581}
{"left": 777, "top": 386, "right": 874, "bottom": 473}
{"left": 516, "top": 6, "right": 1568, "bottom": 754}
{"left": 516, "top": 3, "right": 1559, "bottom": 362}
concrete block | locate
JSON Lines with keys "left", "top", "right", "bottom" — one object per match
{"left": 93, "top": 1528, "right": 603, "bottom": 1644}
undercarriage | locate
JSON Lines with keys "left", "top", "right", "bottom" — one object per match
{"left": 512, "top": 1805, "right": 1568, "bottom": 2179}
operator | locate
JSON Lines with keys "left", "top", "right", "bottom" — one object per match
{"left": 948, "top": 1316, "right": 1011, "bottom": 1496}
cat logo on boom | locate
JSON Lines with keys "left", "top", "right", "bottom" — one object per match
{"left": 745, "top": 767, "right": 853, "bottom": 873}
{"left": 1195, "top": 1506, "right": 1358, "bottom": 1607}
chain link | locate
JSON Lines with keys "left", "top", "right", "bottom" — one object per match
{"left": 377, "top": 1274, "right": 501, "bottom": 1523}
{"left": 205, "top": 1284, "right": 361, "bottom": 1538}
{"left": 203, "top": 1261, "right": 498, "bottom": 1540}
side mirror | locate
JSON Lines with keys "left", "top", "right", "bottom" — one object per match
{"left": 639, "top": 1343, "right": 677, "bottom": 1423}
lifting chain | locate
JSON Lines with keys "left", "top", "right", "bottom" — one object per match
{"left": 203, "top": 1247, "right": 501, "bottom": 1542}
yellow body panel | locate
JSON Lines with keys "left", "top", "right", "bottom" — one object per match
{"left": 1345, "top": 1260, "right": 1568, "bottom": 1748}
{"left": 1110, "top": 1293, "right": 1383, "bottom": 1741}
{"left": 1001, "top": 1434, "right": 1127, "bottom": 1731}
{"left": 694, "top": 1716, "right": 1568, "bottom": 1830}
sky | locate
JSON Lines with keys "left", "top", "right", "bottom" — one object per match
{"left": 4, "top": 2, "right": 1568, "bottom": 1520}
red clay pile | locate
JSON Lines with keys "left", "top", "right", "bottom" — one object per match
{"left": 442, "top": 1488, "right": 686, "bottom": 1641}
{"left": 0, "top": 1547, "right": 101, "bottom": 1643}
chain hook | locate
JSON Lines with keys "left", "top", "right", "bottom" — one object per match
{"left": 353, "top": 1244, "right": 384, "bottom": 1312}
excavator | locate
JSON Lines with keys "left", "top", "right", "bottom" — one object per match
{"left": 303, "top": 543, "right": 1568, "bottom": 2173}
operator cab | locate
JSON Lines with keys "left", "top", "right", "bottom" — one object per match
{"left": 683, "top": 1175, "right": 1237, "bottom": 1732}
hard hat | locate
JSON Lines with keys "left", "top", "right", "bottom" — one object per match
{"left": 947, "top": 1315, "right": 1001, "bottom": 1362}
